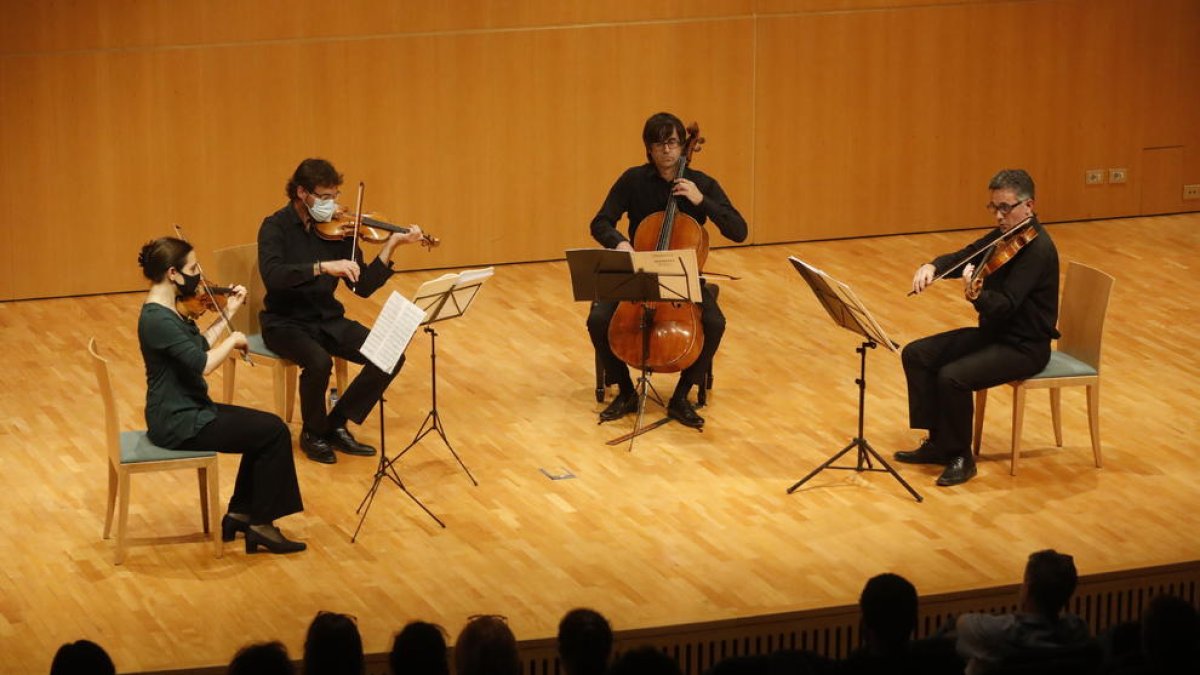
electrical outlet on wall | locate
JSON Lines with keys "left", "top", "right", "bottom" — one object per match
{"left": 1085, "top": 169, "right": 1105, "bottom": 185}
{"left": 1184, "top": 184, "right": 1200, "bottom": 200}
{"left": 1109, "top": 168, "right": 1128, "bottom": 184}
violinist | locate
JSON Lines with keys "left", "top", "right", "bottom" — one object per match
{"left": 587, "top": 112, "right": 747, "bottom": 428}
{"left": 258, "top": 158, "right": 425, "bottom": 464}
{"left": 137, "top": 237, "right": 305, "bottom": 553}
{"left": 895, "top": 169, "right": 1059, "bottom": 486}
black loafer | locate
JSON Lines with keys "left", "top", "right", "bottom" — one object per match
{"left": 936, "top": 457, "right": 977, "bottom": 486}
{"left": 667, "top": 398, "right": 705, "bottom": 429}
{"left": 894, "top": 438, "right": 952, "bottom": 465}
{"left": 599, "top": 390, "right": 639, "bottom": 422}
{"left": 300, "top": 431, "right": 337, "bottom": 464}
{"left": 327, "top": 427, "right": 376, "bottom": 456}
{"left": 245, "top": 525, "right": 307, "bottom": 554}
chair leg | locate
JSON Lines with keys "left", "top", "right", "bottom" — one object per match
{"left": 284, "top": 363, "right": 299, "bottom": 423}
{"left": 698, "top": 363, "right": 713, "bottom": 407}
{"left": 594, "top": 353, "right": 606, "bottom": 402}
{"left": 115, "top": 470, "right": 131, "bottom": 565}
{"left": 103, "top": 462, "right": 118, "bottom": 539}
{"left": 198, "top": 468, "right": 210, "bottom": 534}
{"left": 222, "top": 358, "right": 237, "bottom": 404}
{"left": 206, "top": 462, "right": 222, "bottom": 558}
{"left": 334, "top": 357, "right": 349, "bottom": 394}
{"left": 1010, "top": 385, "right": 1027, "bottom": 476}
{"left": 1087, "top": 382, "right": 1102, "bottom": 468}
{"left": 272, "top": 361, "right": 289, "bottom": 422}
{"left": 973, "top": 389, "right": 989, "bottom": 456}
{"left": 1050, "top": 387, "right": 1063, "bottom": 447}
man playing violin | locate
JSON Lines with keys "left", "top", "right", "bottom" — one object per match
{"left": 895, "top": 169, "right": 1059, "bottom": 486}
{"left": 587, "top": 112, "right": 748, "bottom": 428}
{"left": 258, "top": 158, "right": 425, "bottom": 464}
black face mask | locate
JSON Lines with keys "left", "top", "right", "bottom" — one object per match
{"left": 174, "top": 269, "right": 202, "bottom": 296}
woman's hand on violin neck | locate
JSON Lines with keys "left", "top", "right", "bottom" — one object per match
{"left": 224, "top": 285, "right": 248, "bottom": 316}
{"left": 911, "top": 263, "right": 936, "bottom": 294}
{"left": 321, "top": 259, "right": 360, "bottom": 283}
{"left": 672, "top": 178, "right": 703, "bottom": 206}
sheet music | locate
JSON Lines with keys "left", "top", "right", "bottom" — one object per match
{"left": 413, "top": 267, "right": 494, "bottom": 323}
{"left": 360, "top": 290, "right": 426, "bottom": 372}
{"left": 631, "top": 249, "right": 701, "bottom": 301}
{"left": 788, "top": 255, "right": 900, "bottom": 353}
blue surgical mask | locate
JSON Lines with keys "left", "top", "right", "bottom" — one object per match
{"left": 307, "top": 196, "right": 337, "bottom": 223}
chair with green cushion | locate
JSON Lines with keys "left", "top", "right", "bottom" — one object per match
{"left": 89, "top": 338, "right": 222, "bottom": 564}
{"left": 972, "top": 262, "right": 1115, "bottom": 475}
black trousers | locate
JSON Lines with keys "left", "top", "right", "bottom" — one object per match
{"left": 263, "top": 319, "right": 405, "bottom": 436}
{"left": 586, "top": 283, "right": 725, "bottom": 399}
{"left": 175, "top": 403, "right": 303, "bottom": 524}
{"left": 902, "top": 327, "right": 1049, "bottom": 458}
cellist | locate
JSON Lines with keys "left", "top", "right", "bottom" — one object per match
{"left": 895, "top": 169, "right": 1059, "bottom": 487}
{"left": 587, "top": 112, "right": 747, "bottom": 428}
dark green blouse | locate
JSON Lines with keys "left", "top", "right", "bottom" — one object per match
{"left": 138, "top": 303, "right": 217, "bottom": 447}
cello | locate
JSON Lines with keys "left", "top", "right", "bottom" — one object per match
{"left": 607, "top": 123, "right": 708, "bottom": 374}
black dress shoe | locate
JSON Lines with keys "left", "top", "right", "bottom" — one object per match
{"left": 599, "top": 390, "right": 639, "bottom": 422}
{"left": 937, "top": 457, "right": 977, "bottom": 486}
{"left": 221, "top": 514, "right": 250, "bottom": 542}
{"left": 245, "top": 525, "right": 307, "bottom": 554}
{"left": 300, "top": 431, "right": 337, "bottom": 464}
{"left": 327, "top": 427, "right": 376, "bottom": 456}
{"left": 893, "top": 438, "right": 952, "bottom": 465}
{"left": 667, "top": 397, "right": 705, "bottom": 429}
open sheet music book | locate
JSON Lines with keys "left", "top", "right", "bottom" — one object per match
{"left": 413, "top": 266, "right": 494, "bottom": 323}
{"left": 788, "top": 256, "right": 900, "bottom": 353}
{"left": 360, "top": 291, "right": 426, "bottom": 373}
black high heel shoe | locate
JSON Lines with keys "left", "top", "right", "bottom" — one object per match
{"left": 245, "top": 525, "right": 307, "bottom": 554}
{"left": 221, "top": 514, "right": 250, "bottom": 542}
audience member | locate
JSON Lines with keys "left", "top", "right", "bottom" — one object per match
{"left": 390, "top": 620, "right": 450, "bottom": 675}
{"left": 956, "top": 549, "right": 1094, "bottom": 674}
{"left": 836, "top": 573, "right": 959, "bottom": 675}
{"left": 454, "top": 615, "right": 520, "bottom": 675}
{"left": 305, "top": 611, "right": 365, "bottom": 675}
{"left": 1130, "top": 594, "right": 1199, "bottom": 674}
{"left": 557, "top": 608, "right": 613, "bottom": 675}
{"left": 227, "top": 641, "right": 294, "bottom": 675}
{"left": 609, "top": 646, "right": 683, "bottom": 675}
{"left": 49, "top": 639, "right": 116, "bottom": 675}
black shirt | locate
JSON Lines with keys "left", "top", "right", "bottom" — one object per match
{"left": 258, "top": 203, "right": 395, "bottom": 332}
{"left": 931, "top": 217, "right": 1060, "bottom": 350}
{"left": 590, "top": 164, "right": 748, "bottom": 248}
{"left": 138, "top": 303, "right": 218, "bottom": 447}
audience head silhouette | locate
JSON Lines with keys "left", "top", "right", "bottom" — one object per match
{"left": 227, "top": 641, "right": 294, "bottom": 675}
{"left": 390, "top": 620, "right": 449, "bottom": 675}
{"left": 304, "top": 611, "right": 364, "bottom": 675}
{"left": 557, "top": 608, "right": 613, "bottom": 675}
{"left": 1020, "top": 549, "right": 1078, "bottom": 618}
{"left": 454, "top": 615, "right": 519, "bottom": 675}
{"left": 609, "top": 646, "right": 681, "bottom": 675}
{"left": 50, "top": 639, "right": 115, "bottom": 675}
{"left": 1141, "top": 594, "right": 1200, "bottom": 670}
{"left": 859, "top": 573, "right": 918, "bottom": 654}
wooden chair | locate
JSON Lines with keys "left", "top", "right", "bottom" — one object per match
{"left": 89, "top": 338, "right": 221, "bottom": 564}
{"left": 211, "top": 243, "right": 347, "bottom": 422}
{"left": 972, "top": 262, "right": 1115, "bottom": 475}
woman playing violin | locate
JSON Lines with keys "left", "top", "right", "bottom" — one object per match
{"left": 138, "top": 237, "right": 305, "bottom": 553}
{"left": 258, "top": 158, "right": 426, "bottom": 464}
{"left": 895, "top": 169, "right": 1060, "bottom": 487}
{"left": 587, "top": 112, "right": 747, "bottom": 429}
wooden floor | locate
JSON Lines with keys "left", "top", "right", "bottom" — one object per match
{"left": 1, "top": 214, "right": 1197, "bottom": 673}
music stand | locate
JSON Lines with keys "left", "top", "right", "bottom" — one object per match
{"left": 566, "top": 248, "right": 702, "bottom": 451}
{"left": 785, "top": 256, "right": 923, "bottom": 502}
{"left": 351, "top": 269, "right": 491, "bottom": 540}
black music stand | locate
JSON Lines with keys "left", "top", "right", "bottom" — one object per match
{"left": 785, "top": 256, "right": 923, "bottom": 502}
{"left": 566, "top": 248, "right": 701, "bottom": 451}
{"left": 351, "top": 270, "right": 490, "bottom": 540}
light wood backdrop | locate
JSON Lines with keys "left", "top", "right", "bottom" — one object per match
{"left": 2, "top": 0, "right": 1198, "bottom": 300}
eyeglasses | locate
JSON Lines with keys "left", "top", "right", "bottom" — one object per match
{"left": 986, "top": 199, "right": 1027, "bottom": 215}
{"left": 651, "top": 138, "right": 681, "bottom": 150}
{"left": 309, "top": 189, "right": 341, "bottom": 200}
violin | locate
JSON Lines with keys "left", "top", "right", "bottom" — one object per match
{"left": 965, "top": 219, "right": 1038, "bottom": 300}
{"left": 607, "top": 122, "right": 707, "bottom": 374}
{"left": 314, "top": 212, "right": 440, "bottom": 249}
{"left": 172, "top": 224, "right": 253, "bottom": 365}
{"left": 176, "top": 280, "right": 237, "bottom": 320}
{"left": 908, "top": 216, "right": 1035, "bottom": 297}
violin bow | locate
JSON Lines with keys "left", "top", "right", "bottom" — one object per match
{"left": 907, "top": 216, "right": 1034, "bottom": 297}
{"left": 172, "top": 224, "right": 254, "bottom": 366}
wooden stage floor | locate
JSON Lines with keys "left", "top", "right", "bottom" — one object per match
{"left": 1, "top": 214, "right": 1197, "bottom": 673}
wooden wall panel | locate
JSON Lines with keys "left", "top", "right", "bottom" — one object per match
{"left": 1, "top": 0, "right": 1197, "bottom": 300}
